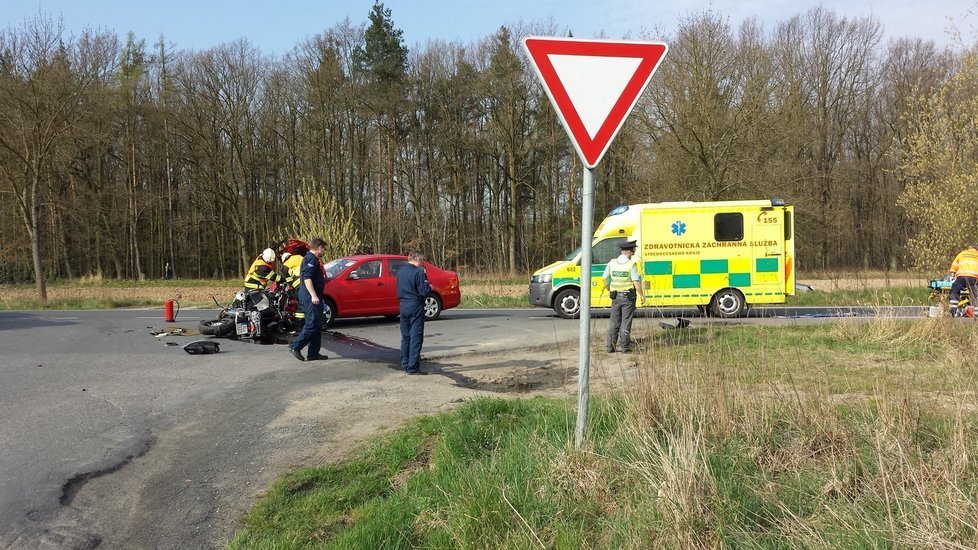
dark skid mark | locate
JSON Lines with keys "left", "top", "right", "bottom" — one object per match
{"left": 59, "top": 435, "right": 157, "bottom": 506}
{"left": 328, "top": 331, "right": 400, "bottom": 361}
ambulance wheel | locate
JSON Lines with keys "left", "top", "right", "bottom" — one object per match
{"left": 424, "top": 294, "right": 443, "bottom": 321}
{"left": 710, "top": 289, "right": 746, "bottom": 318}
{"left": 199, "top": 318, "right": 234, "bottom": 337}
{"left": 323, "top": 299, "right": 336, "bottom": 328}
{"left": 554, "top": 288, "right": 580, "bottom": 319}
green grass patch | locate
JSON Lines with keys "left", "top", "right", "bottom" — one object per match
{"left": 462, "top": 274, "right": 530, "bottom": 286}
{"left": 231, "top": 389, "right": 978, "bottom": 548}
{"left": 0, "top": 297, "right": 159, "bottom": 310}
{"left": 7, "top": 278, "right": 236, "bottom": 289}
{"left": 639, "top": 319, "right": 974, "bottom": 394}
{"left": 788, "top": 286, "right": 928, "bottom": 306}
{"left": 458, "top": 293, "right": 527, "bottom": 309}
{"left": 232, "top": 319, "right": 978, "bottom": 548}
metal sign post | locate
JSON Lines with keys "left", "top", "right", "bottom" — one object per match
{"left": 575, "top": 167, "right": 595, "bottom": 447}
{"left": 522, "top": 37, "right": 667, "bottom": 448}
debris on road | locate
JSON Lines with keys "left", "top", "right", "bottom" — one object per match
{"left": 183, "top": 340, "right": 220, "bottom": 355}
{"left": 150, "top": 327, "right": 190, "bottom": 337}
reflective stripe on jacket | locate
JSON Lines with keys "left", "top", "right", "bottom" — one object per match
{"left": 244, "top": 257, "right": 283, "bottom": 289}
{"left": 284, "top": 254, "right": 304, "bottom": 289}
{"left": 951, "top": 248, "right": 978, "bottom": 278}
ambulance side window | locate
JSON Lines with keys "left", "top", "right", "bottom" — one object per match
{"left": 714, "top": 213, "right": 744, "bottom": 241}
{"left": 784, "top": 211, "right": 792, "bottom": 240}
{"left": 592, "top": 238, "right": 627, "bottom": 264}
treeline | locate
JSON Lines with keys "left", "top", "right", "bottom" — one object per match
{"left": 0, "top": 3, "right": 964, "bottom": 298}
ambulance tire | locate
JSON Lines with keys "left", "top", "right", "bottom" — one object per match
{"left": 200, "top": 318, "right": 235, "bottom": 337}
{"left": 554, "top": 288, "right": 581, "bottom": 319}
{"left": 710, "top": 289, "right": 746, "bottom": 318}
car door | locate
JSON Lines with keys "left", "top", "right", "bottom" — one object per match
{"left": 337, "top": 259, "right": 386, "bottom": 315}
{"left": 379, "top": 258, "right": 410, "bottom": 314}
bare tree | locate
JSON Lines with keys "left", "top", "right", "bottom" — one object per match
{"left": 0, "top": 15, "right": 110, "bottom": 298}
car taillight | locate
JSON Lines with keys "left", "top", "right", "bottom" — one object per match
{"left": 449, "top": 276, "right": 459, "bottom": 289}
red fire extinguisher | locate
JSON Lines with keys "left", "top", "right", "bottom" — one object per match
{"left": 164, "top": 299, "right": 176, "bottom": 322}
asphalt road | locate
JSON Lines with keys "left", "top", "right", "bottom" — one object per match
{"left": 0, "top": 304, "right": 927, "bottom": 548}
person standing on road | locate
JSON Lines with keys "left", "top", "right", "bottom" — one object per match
{"left": 396, "top": 250, "right": 431, "bottom": 374}
{"left": 949, "top": 244, "right": 978, "bottom": 316}
{"left": 289, "top": 238, "right": 328, "bottom": 362}
{"left": 603, "top": 241, "right": 645, "bottom": 353}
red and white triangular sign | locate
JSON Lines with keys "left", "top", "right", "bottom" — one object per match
{"left": 523, "top": 37, "right": 668, "bottom": 169}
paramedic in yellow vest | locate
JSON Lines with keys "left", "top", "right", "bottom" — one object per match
{"left": 949, "top": 245, "right": 978, "bottom": 316}
{"left": 243, "top": 248, "right": 284, "bottom": 290}
{"left": 602, "top": 240, "right": 645, "bottom": 353}
{"left": 281, "top": 251, "right": 306, "bottom": 321}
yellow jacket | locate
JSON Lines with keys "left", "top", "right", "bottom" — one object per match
{"left": 244, "top": 257, "right": 283, "bottom": 289}
{"left": 284, "top": 254, "right": 304, "bottom": 289}
{"left": 950, "top": 248, "right": 978, "bottom": 278}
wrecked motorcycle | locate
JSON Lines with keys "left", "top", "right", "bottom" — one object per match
{"left": 199, "top": 287, "right": 298, "bottom": 339}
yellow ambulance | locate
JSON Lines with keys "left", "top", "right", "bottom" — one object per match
{"left": 528, "top": 200, "right": 795, "bottom": 318}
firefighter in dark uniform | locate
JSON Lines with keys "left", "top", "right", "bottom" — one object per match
{"left": 602, "top": 241, "right": 645, "bottom": 353}
{"left": 288, "top": 238, "right": 328, "bottom": 362}
{"left": 396, "top": 250, "right": 432, "bottom": 374}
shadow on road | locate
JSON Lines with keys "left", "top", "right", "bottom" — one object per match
{"left": 0, "top": 312, "right": 80, "bottom": 331}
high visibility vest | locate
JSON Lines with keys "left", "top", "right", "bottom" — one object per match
{"left": 244, "top": 257, "right": 279, "bottom": 288}
{"left": 608, "top": 257, "right": 640, "bottom": 292}
{"left": 951, "top": 248, "right": 978, "bottom": 278}
{"left": 284, "top": 254, "right": 304, "bottom": 289}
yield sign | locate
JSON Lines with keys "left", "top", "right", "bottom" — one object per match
{"left": 523, "top": 37, "right": 668, "bottom": 168}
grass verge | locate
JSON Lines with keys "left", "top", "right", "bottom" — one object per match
{"left": 0, "top": 297, "right": 159, "bottom": 310}
{"left": 458, "top": 293, "right": 527, "bottom": 309}
{"left": 230, "top": 317, "right": 978, "bottom": 548}
{"left": 788, "top": 286, "right": 928, "bottom": 307}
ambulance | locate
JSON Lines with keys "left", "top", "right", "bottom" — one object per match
{"left": 528, "top": 200, "right": 795, "bottom": 318}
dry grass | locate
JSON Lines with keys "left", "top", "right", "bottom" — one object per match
{"left": 604, "top": 315, "right": 978, "bottom": 547}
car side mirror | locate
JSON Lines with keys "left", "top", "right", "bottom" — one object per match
{"left": 347, "top": 272, "right": 360, "bottom": 280}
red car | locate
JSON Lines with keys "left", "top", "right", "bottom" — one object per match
{"left": 320, "top": 255, "right": 461, "bottom": 326}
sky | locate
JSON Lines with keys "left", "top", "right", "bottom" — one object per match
{"left": 2, "top": 0, "right": 976, "bottom": 55}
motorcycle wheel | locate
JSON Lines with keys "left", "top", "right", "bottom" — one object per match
{"left": 199, "top": 318, "right": 235, "bottom": 337}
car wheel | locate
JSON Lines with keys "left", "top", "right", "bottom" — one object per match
{"left": 199, "top": 318, "right": 234, "bottom": 337}
{"left": 710, "top": 289, "right": 746, "bottom": 318}
{"left": 554, "top": 288, "right": 580, "bottom": 319}
{"left": 323, "top": 299, "right": 336, "bottom": 328}
{"left": 423, "top": 294, "right": 443, "bottom": 321}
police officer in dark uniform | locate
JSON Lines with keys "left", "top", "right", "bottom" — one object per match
{"left": 288, "top": 237, "right": 328, "bottom": 362}
{"left": 396, "top": 250, "right": 432, "bottom": 374}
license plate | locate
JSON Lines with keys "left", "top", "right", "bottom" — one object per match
{"left": 236, "top": 323, "right": 249, "bottom": 335}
